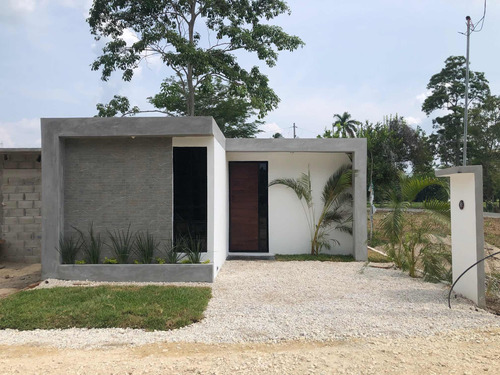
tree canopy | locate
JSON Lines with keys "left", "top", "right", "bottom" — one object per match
{"left": 422, "top": 56, "right": 490, "bottom": 166}
{"left": 88, "top": 0, "right": 304, "bottom": 127}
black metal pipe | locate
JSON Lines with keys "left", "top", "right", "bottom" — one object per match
{"left": 448, "top": 251, "right": 500, "bottom": 308}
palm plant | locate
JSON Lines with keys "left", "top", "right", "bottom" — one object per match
{"left": 332, "top": 112, "right": 361, "bottom": 138}
{"left": 381, "top": 173, "right": 451, "bottom": 278}
{"left": 269, "top": 164, "right": 353, "bottom": 255}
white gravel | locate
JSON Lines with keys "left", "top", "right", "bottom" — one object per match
{"left": 0, "top": 261, "right": 498, "bottom": 348}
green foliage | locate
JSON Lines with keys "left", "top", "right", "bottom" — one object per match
{"left": 270, "top": 165, "right": 353, "bottom": 255}
{"left": 73, "top": 223, "right": 105, "bottom": 264}
{"left": 103, "top": 257, "right": 118, "bottom": 264}
{"left": 148, "top": 76, "right": 262, "bottom": 138}
{"left": 88, "top": 0, "right": 304, "bottom": 120}
{"left": 95, "top": 95, "right": 139, "bottom": 117}
{"left": 421, "top": 243, "right": 452, "bottom": 283}
{"left": 0, "top": 286, "right": 211, "bottom": 331}
{"left": 162, "top": 240, "right": 185, "bottom": 264}
{"left": 178, "top": 236, "right": 204, "bottom": 264}
{"left": 56, "top": 234, "right": 83, "bottom": 265}
{"left": 422, "top": 56, "right": 491, "bottom": 167}
{"left": 134, "top": 231, "right": 160, "bottom": 264}
{"left": 275, "top": 254, "right": 354, "bottom": 262}
{"left": 107, "top": 224, "right": 135, "bottom": 264}
{"left": 75, "top": 260, "right": 86, "bottom": 265}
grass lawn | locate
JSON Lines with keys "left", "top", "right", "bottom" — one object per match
{"left": 275, "top": 254, "right": 354, "bottom": 262}
{"left": 0, "top": 285, "right": 211, "bottom": 331}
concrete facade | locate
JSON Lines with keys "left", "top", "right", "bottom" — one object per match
{"left": 0, "top": 150, "right": 42, "bottom": 263}
{"left": 39, "top": 117, "right": 367, "bottom": 283}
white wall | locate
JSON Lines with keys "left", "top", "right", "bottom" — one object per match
{"left": 227, "top": 152, "right": 353, "bottom": 255}
{"left": 212, "top": 138, "right": 228, "bottom": 276}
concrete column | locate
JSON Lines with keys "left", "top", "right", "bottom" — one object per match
{"left": 435, "top": 165, "right": 485, "bottom": 308}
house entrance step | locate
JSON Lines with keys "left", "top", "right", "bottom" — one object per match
{"left": 226, "top": 253, "right": 275, "bottom": 261}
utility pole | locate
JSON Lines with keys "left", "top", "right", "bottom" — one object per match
{"left": 293, "top": 122, "right": 297, "bottom": 138}
{"left": 463, "top": 15, "right": 471, "bottom": 166}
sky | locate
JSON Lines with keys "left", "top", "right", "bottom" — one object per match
{"left": 0, "top": 0, "right": 499, "bottom": 147}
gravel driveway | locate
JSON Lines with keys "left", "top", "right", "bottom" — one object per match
{"left": 0, "top": 261, "right": 498, "bottom": 348}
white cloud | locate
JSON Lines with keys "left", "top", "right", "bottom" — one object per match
{"left": 258, "top": 122, "right": 284, "bottom": 138}
{"left": 405, "top": 116, "right": 422, "bottom": 126}
{"left": 0, "top": 119, "right": 41, "bottom": 148}
{"left": 416, "top": 90, "right": 432, "bottom": 103}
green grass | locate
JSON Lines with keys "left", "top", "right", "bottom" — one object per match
{"left": 0, "top": 285, "right": 211, "bottom": 331}
{"left": 275, "top": 254, "right": 354, "bottom": 262}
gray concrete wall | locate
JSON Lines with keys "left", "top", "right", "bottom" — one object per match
{"left": 0, "top": 151, "right": 42, "bottom": 263}
{"left": 63, "top": 137, "right": 173, "bottom": 260}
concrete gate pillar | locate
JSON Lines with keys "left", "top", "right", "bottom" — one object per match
{"left": 435, "top": 165, "right": 485, "bottom": 308}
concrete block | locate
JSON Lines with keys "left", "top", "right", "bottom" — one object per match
{"left": 1, "top": 185, "right": 17, "bottom": 193}
{"left": 19, "top": 161, "right": 35, "bottom": 169}
{"left": 2, "top": 233, "right": 18, "bottom": 242}
{"left": 6, "top": 240, "right": 24, "bottom": 250}
{"left": 1, "top": 224, "right": 10, "bottom": 233}
{"left": 8, "top": 154, "right": 27, "bottom": 162}
{"left": 26, "top": 208, "right": 41, "bottom": 216}
{"left": 25, "top": 240, "right": 41, "bottom": 248}
{"left": 19, "top": 216, "right": 35, "bottom": 225}
{"left": 2, "top": 201, "right": 17, "bottom": 209}
{"left": 24, "top": 177, "right": 41, "bottom": 185}
{"left": 17, "top": 185, "right": 35, "bottom": 193}
{"left": 34, "top": 216, "right": 42, "bottom": 224}
{"left": 6, "top": 208, "right": 25, "bottom": 217}
{"left": 25, "top": 192, "right": 40, "bottom": 201}
{"left": 8, "top": 193, "right": 24, "bottom": 201}
{"left": 18, "top": 200, "right": 33, "bottom": 209}
{"left": 7, "top": 177, "right": 23, "bottom": 185}
{"left": 3, "top": 217, "right": 18, "bottom": 225}
{"left": 18, "top": 232, "right": 34, "bottom": 241}
{"left": 3, "top": 161, "right": 19, "bottom": 169}
{"left": 34, "top": 185, "right": 42, "bottom": 192}
{"left": 25, "top": 223, "right": 41, "bottom": 232}
{"left": 34, "top": 200, "right": 42, "bottom": 208}
{"left": 8, "top": 224, "right": 24, "bottom": 233}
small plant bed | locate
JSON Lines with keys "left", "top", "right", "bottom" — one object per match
{"left": 0, "top": 285, "right": 211, "bottom": 331}
{"left": 275, "top": 254, "right": 354, "bottom": 262}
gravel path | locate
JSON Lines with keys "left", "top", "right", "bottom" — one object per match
{"left": 0, "top": 261, "right": 498, "bottom": 349}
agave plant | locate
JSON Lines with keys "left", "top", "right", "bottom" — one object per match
{"left": 162, "top": 239, "right": 185, "bottom": 264}
{"left": 269, "top": 164, "right": 353, "bottom": 255}
{"left": 56, "top": 233, "right": 83, "bottom": 264}
{"left": 134, "top": 231, "right": 160, "bottom": 264}
{"left": 73, "top": 222, "right": 105, "bottom": 264}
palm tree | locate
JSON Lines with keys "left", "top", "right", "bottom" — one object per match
{"left": 332, "top": 112, "right": 361, "bottom": 138}
{"left": 269, "top": 165, "right": 353, "bottom": 255}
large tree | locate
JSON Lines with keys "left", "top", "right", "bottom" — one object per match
{"left": 88, "top": 0, "right": 304, "bottom": 123}
{"left": 422, "top": 56, "right": 490, "bottom": 166}
{"left": 468, "top": 95, "right": 500, "bottom": 206}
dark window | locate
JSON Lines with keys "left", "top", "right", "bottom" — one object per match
{"left": 173, "top": 147, "right": 207, "bottom": 250}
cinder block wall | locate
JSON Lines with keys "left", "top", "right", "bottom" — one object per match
{"left": 63, "top": 137, "right": 173, "bottom": 260}
{"left": 0, "top": 151, "right": 42, "bottom": 263}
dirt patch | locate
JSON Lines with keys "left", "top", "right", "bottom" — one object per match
{"left": 0, "top": 328, "right": 498, "bottom": 374}
{"left": 0, "top": 263, "right": 41, "bottom": 298}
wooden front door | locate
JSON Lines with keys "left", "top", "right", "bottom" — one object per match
{"left": 229, "top": 162, "right": 268, "bottom": 252}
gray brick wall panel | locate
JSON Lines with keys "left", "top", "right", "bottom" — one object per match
{"left": 63, "top": 137, "right": 173, "bottom": 258}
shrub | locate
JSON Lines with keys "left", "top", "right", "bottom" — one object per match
{"left": 73, "top": 223, "right": 104, "bottom": 264}
{"left": 179, "top": 235, "right": 204, "bottom": 264}
{"left": 56, "top": 234, "right": 82, "bottom": 264}
{"left": 107, "top": 224, "right": 134, "bottom": 264}
{"left": 162, "top": 240, "right": 184, "bottom": 264}
{"left": 134, "top": 231, "right": 159, "bottom": 264}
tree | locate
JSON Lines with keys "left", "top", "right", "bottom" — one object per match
{"left": 88, "top": 0, "right": 304, "bottom": 119}
{"left": 332, "top": 112, "right": 361, "bottom": 138}
{"left": 148, "top": 76, "right": 262, "bottom": 138}
{"left": 422, "top": 56, "right": 490, "bottom": 166}
{"left": 468, "top": 95, "right": 500, "bottom": 207}
{"left": 269, "top": 165, "right": 353, "bottom": 255}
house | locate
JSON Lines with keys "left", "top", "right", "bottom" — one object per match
{"left": 41, "top": 117, "right": 367, "bottom": 282}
